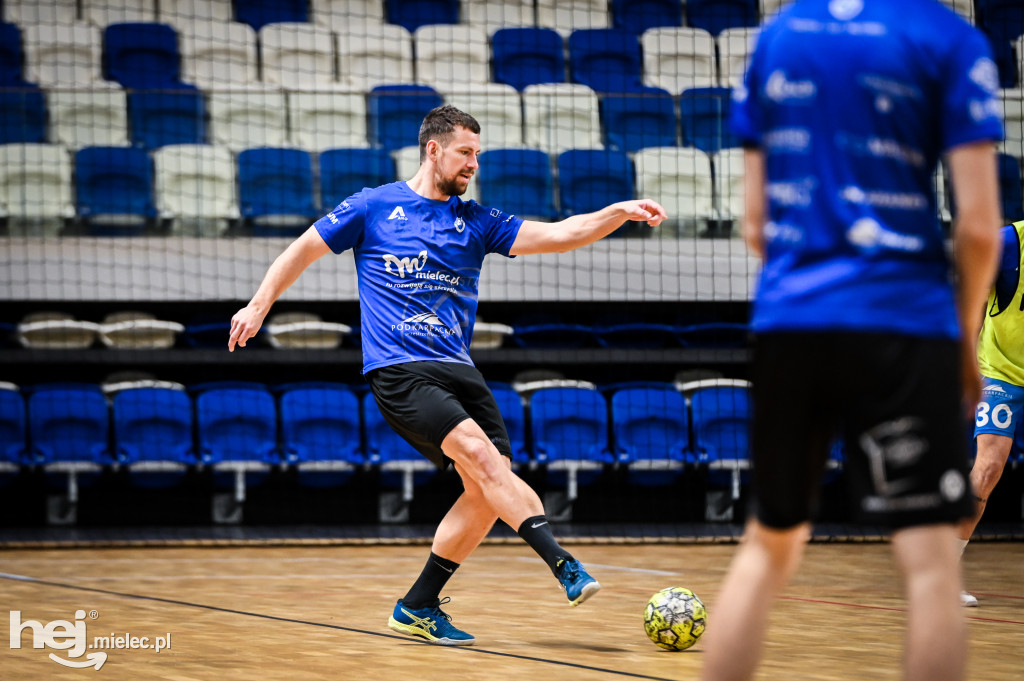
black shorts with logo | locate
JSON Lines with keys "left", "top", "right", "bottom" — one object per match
{"left": 366, "top": 360, "right": 513, "bottom": 469}
{"left": 751, "top": 332, "right": 974, "bottom": 530}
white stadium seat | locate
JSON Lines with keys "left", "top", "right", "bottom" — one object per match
{"left": 159, "top": 0, "right": 234, "bottom": 28}
{"left": 462, "top": 0, "right": 536, "bottom": 36}
{"left": 523, "top": 83, "right": 602, "bottom": 154}
{"left": 414, "top": 25, "right": 491, "bottom": 87}
{"left": 49, "top": 90, "right": 130, "bottom": 148}
{"left": 336, "top": 21, "right": 414, "bottom": 90}
{"left": 179, "top": 20, "right": 261, "bottom": 90}
{"left": 311, "top": 0, "right": 385, "bottom": 26}
{"left": 4, "top": 0, "right": 78, "bottom": 25}
{"left": 635, "top": 147, "right": 715, "bottom": 235}
{"left": 443, "top": 83, "right": 524, "bottom": 149}
{"left": 717, "top": 27, "right": 759, "bottom": 89}
{"left": 714, "top": 147, "right": 746, "bottom": 229}
{"left": 0, "top": 144, "right": 75, "bottom": 236}
{"left": 23, "top": 23, "right": 113, "bottom": 88}
{"left": 536, "top": 0, "right": 609, "bottom": 37}
{"left": 207, "top": 90, "right": 289, "bottom": 151}
{"left": 82, "top": 0, "right": 156, "bottom": 26}
{"left": 642, "top": 27, "right": 717, "bottom": 94}
{"left": 288, "top": 92, "right": 369, "bottom": 151}
{"left": 154, "top": 144, "right": 240, "bottom": 236}
{"left": 259, "top": 22, "right": 339, "bottom": 90}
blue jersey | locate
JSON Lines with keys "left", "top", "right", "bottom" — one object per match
{"left": 732, "top": 0, "right": 1003, "bottom": 338}
{"left": 313, "top": 181, "right": 523, "bottom": 373}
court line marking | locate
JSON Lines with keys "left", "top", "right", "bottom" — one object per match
{"left": 0, "top": 572, "right": 678, "bottom": 681}
{"left": 780, "top": 596, "right": 1024, "bottom": 626}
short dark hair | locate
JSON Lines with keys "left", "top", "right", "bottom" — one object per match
{"left": 418, "top": 105, "right": 481, "bottom": 162}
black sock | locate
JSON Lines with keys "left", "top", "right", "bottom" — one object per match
{"left": 517, "top": 515, "right": 573, "bottom": 574}
{"left": 402, "top": 552, "right": 460, "bottom": 609}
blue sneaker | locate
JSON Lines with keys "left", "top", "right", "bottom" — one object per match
{"left": 387, "top": 597, "right": 475, "bottom": 646}
{"left": 556, "top": 558, "right": 601, "bottom": 606}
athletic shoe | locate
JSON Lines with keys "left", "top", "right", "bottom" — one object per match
{"left": 961, "top": 591, "right": 979, "bottom": 607}
{"left": 555, "top": 558, "right": 601, "bottom": 606}
{"left": 387, "top": 597, "right": 475, "bottom": 646}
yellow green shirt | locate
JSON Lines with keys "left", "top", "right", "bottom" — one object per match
{"left": 978, "top": 220, "right": 1024, "bottom": 386}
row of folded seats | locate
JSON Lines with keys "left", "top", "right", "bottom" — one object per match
{"left": 0, "top": 379, "right": 760, "bottom": 504}
{"left": 3, "top": 311, "right": 750, "bottom": 350}
{"left": 0, "top": 143, "right": 750, "bottom": 237}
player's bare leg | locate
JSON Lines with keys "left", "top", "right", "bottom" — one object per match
{"left": 700, "top": 520, "right": 809, "bottom": 681}
{"left": 956, "top": 433, "right": 1012, "bottom": 605}
{"left": 892, "top": 524, "right": 966, "bottom": 681}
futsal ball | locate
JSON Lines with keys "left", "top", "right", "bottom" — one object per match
{"left": 643, "top": 587, "right": 707, "bottom": 651}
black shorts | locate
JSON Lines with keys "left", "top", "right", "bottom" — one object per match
{"left": 366, "top": 361, "right": 513, "bottom": 469}
{"left": 751, "top": 332, "right": 973, "bottom": 530}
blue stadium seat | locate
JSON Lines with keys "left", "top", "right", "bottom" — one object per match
{"left": 196, "top": 386, "right": 278, "bottom": 464}
{"left": 367, "top": 85, "right": 443, "bottom": 151}
{"left": 488, "top": 383, "right": 530, "bottom": 466}
{"left": 478, "top": 148, "right": 557, "bottom": 221}
{"left": 530, "top": 387, "right": 614, "bottom": 500}
{"left": 978, "top": 0, "right": 1024, "bottom": 87}
{"left": 113, "top": 387, "right": 195, "bottom": 487}
{"left": 128, "top": 91, "right": 206, "bottom": 149}
{"left": 27, "top": 384, "right": 111, "bottom": 466}
{"left": 568, "top": 29, "right": 646, "bottom": 93}
{"left": 75, "top": 146, "right": 157, "bottom": 234}
{"left": 103, "top": 23, "right": 186, "bottom": 89}
{"left": 612, "top": 384, "right": 689, "bottom": 484}
{"left": 387, "top": 0, "right": 459, "bottom": 32}
{"left": 690, "top": 383, "right": 751, "bottom": 501}
{"left": 362, "top": 392, "right": 436, "bottom": 502}
{"left": 233, "top": 0, "right": 308, "bottom": 31}
{"left": 600, "top": 90, "right": 677, "bottom": 152}
{"left": 0, "top": 23, "right": 31, "bottom": 86}
{"left": 685, "top": 0, "right": 759, "bottom": 36}
{"left": 612, "top": 0, "right": 683, "bottom": 35}
{"left": 998, "top": 152, "right": 1023, "bottom": 222}
{"left": 0, "top": 388, "right": 27, "bottom": 472}
{"left": 0, "top": 90, "right": 46, "bottom": 144}
{"left": 237, "top": 147, "right": 317, "bottom": 236}
{"left": 320, "top": 148, "right": 396, "bottom": 213}
{"left": 280, "top": 383, "right": 363, "bottom": 487}
{"left": 557, "top": 149, "right": 635, "bottom": 219}
{"left": 679, "top": 87, "right": 739, "bottom": 152}
{"left": 492, "top": 28, "right": 566, "bottom": 91}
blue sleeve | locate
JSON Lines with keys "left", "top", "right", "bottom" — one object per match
{"left": 313, "top": 190, "right": 367, "bottom": 254}
{"left": 940, "top": 27, "right": 1003, "bottom": 151}
{"left": 467, "top": 201, "right": 523, "bottom": 257}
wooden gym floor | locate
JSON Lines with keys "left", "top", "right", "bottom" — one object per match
{"left": 2, "top": 541, "right": 1021, "bottom": 680}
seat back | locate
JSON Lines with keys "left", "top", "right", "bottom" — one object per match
{"left": 280, "top": 384, "right": 362, "bottom": 463}
{"left": 600, "top": 90, "right": 677, "bottom": 152}
{"left": 415, "top": 25, "right": 490, "bottom": 87}
{"left": 717, "top": 27, "right": 758, "bottom": 88}
{"left": 196, "top": 387, "right": 278, "bottom": 462}
{"left": 49, "top": 90, "right": 129, "bottom": 149}
{"left": 492, "top": 27, "right": 565, "bottom": 91}
{"left": 690, "top": 385, "right": 751, "bottom": 462}
{"left": 154, "top": 144, "right": 239, "bottom": 220}
{"left": 208, "top": 91, "right": 289, "bottom": 152}
{"left": 0, "top": 90, "right": 45, "bottom": 144}
{"left": 715, "top": 147, "right": 745, "bottom": 224}
{"left": 75, "top": 146, "right": 156, "bottom": 222}
{"left": 611, "top": 385, "right": 688, "bottom": 461}
{"left": 478, "top": 148, "right": 557, "bottom": 220}
{"left": 523, "top": 83, "right": 602, "bottom": 153}
{"left": 998, "top": 152, "right": 1023, "bottom": 221}
{"left": 104, "top": 22, "right": 182, "bottom": 89}
{"left": 685, "top": 0, "right": 759, "bottom": 36}
{"left": 5, "top": 0, "right": 78, "bottom": 25}
{"left": 612, "top": 0, "right": 683, "bottom": 35}
{"left": 113, "top": 387, "right": 194, "bottom": 463}
{"left": 530, "top": 387, "right": 611, "bottom": 462}
{"left": 635, "top": 146, "right": 715, "bottom": 225}
{"left": 641, "top": 27, "right": 716, "bottom": 93}
{"left": 557, "top": 149, "right": 634, "bottom": 218}
{"left": 368, "top": 85, "right": 443, "bottom": 151}
{"left": 386, "top": 0, "right": 460, "bottom": 33}
{"left": 128, "top": 90, "right": 206, "bottom": 149}
{"left": 319, "top": 148, "right": 395, "bottom": 212}
{"left": 679, "top": 86, "right": 738, "bottom": 152}
{"left": 84, "top": 0, "right": 156, "bottom": 25}
{"left": 312, "top": 0, "right": 386, "bottom": 26}
{"left": 443, "top": 84, "right": 524, "bottom": 148}
{"left": 336, "top": 21, "right": 414, "bottom": 90}
{"left": 28, "top": 385, "right": 110, "bottom": 463}
{"left": 160, "top": 0, "right": 234, "bottom": 27}
{"left": 0, "top": 143, "right": 74, "bottom": 219}
{"left": 259, "top": 23, "right": 336, "bottom": 90}
{"left": 463, "top": 0, "right": 535, "bottom": 36}
{"left": 536, "top": 0, "right": 610, "bottom": 35}
{"left": 0, "top": 388, "right": 26, "bottom": 463}
{"left": 568, "top": 28, "right": 645, "bottom": 93}
{"left": 179, "top": 20, "right": 259, "bottom": 88}
{"left": 0, "top": 23, "right": 27, "bottom": 85}
{"left": 234, "top": 0, "right": 308, "bottom": 31}
{"left": 237, "top": 147, "right": 317, "bottom": 224}
{"left": 24, "top": 23, "right": 106, "bottom": 87}
{"left": 288, "top": 92, "right": 368, "bottom": 152}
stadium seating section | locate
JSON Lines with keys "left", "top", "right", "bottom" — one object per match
{"left": 5, "top": 0, "right": 1017, "bottom": 235}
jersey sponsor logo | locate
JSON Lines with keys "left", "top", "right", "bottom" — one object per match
{"left": 846, "top": 218, "right": 925, "bottom": 253}
{"left": 382, "top": 250, "right": 428, "bottom": 278}
{"left": 764, "top": 70, "right": 816, "bottom": 104}
{"left": 840, "top": 186, "right": 927, "bottom": 211}
{"left": 388, "top": 206, "right": 408, "bottom": 221}
{"left": 454, "top": 217, "right": 465, "bottom": 233}
{"left": 402, "top": 312, "right": 444, "bottom": 326}
{"left": 766, "top": 178, "right": 815, "bottom": 207}
{"left": 969, "top": 97, "right": 1001, "bottom": 124}
{"left": 828, "top": 0, "right": 863, "bottom": 21}
{"left": 763, "top": 127, "right": 810, "bottom": 153}
{"left": 327, "top": 211, "right": 339, "bottom": 224}
{"left": 489, "top": 208, "right": 501, "bottom": 218}
{"left": 969, "top": 58, "right": 1000, "bottom": 95}
{"left": 764, "top": 221, "right": 804, "bottom": 245}
{"left": 982, "top": 384, "right": 1009, "bottom": 395}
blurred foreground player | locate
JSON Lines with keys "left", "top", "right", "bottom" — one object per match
{"left": 229, "top": 105, "right": 667, "bottom": 645}
{"left": 700, "top": 1, "right": 1002, "bottom": 680}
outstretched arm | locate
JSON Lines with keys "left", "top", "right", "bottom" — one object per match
{"left": 228, "top": 226, "right": 331, "bottom": 351}
{"left": 508, "top": 199, "right": 667, "bottom": 255}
